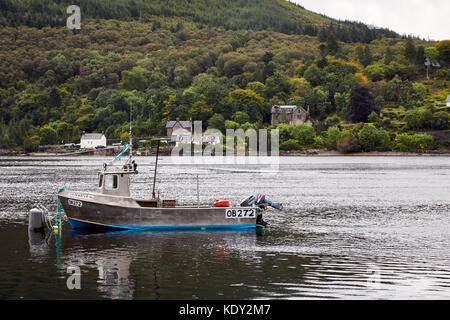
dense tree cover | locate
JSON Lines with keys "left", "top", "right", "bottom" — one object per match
{"left": 0, "top": 0, "right": 399, "bottom": 42}
{"left": 0, "top": 1, "right": 449, "bottom": 152}
{"left": 276, "top": 122, "right": 434, "bottom": 153}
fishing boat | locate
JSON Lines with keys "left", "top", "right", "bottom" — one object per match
{"left": 58, "top": 126, "right": 282, "bottom": 231}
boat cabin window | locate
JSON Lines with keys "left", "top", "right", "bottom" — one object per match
{"left": 105, "top": 174, "right": 118, "bottom": 190}
{"left": 98, "top": 174, "right": 103, "bottom": 188}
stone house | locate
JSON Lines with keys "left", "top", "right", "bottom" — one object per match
{"left": 271, "top": 105, "right": 313, "bottom": 126}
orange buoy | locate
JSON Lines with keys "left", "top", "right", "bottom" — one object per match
{"left": 214, "top": 200, "right": 230, "bottom": 207}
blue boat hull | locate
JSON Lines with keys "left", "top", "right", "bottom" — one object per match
{"left": 60, "top": 189, "right": 261, "bottom": 232}
{"left": 68, "top": 218, "right": 258, "bottom": 231}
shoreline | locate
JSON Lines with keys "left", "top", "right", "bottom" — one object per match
{"left": 279, "top": 150, "right": 450, "bottom": 157}
{"left": 1, "top": 150, "right": 450, "bottom": 157}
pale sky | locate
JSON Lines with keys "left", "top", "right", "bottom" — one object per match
{"left": 290, "top": 0, "right": 450, "bottom": 41}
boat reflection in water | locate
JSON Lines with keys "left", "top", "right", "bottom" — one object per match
{"left": 60, "top": 227, "right": 263, "bottom": 299}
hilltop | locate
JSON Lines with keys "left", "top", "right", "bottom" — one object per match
{"left": 0, "top": 0, "right": 449, "bottom": 153}
{"left": 0, "top": 0, "right": 398, "bottom": 42}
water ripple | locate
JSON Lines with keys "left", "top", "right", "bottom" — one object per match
{"left": 0, "top": 156, "right": 449, "bottom": 299}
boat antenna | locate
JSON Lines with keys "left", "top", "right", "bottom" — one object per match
{"left": 129, "top": 101, "right": 132, "bottom": 161}
{"left": 152, "top": 138, "right": 160, "bottom": 199}
{"left": 106, "top": 101, "right": 132, "bottom": 167}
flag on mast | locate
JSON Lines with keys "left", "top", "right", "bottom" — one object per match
{"left": 116, "top": 143, "right": 129, "bottom": 160}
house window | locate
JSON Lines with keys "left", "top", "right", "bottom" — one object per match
{"left": 105, "top": 175, "right": 118, "bottom": 190}
{"left": 98, "top": 174, "right": 103, "bottom": 188}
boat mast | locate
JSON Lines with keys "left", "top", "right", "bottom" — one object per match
{"left": 129, "top": 101, "right": 133, "bottom": 161}
{"left": 105, "top": 102, "right": 133, "bottom": 167}
{"left": 152, "top": 138, "right": 160, "bottom": 199}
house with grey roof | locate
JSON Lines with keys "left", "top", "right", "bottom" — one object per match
{"left": 271, "top": 105, "right": 313, "bottom": 126}
{"left": 80, "top": 133, "right": 107, "bottom": 149}
{"left": 166, "top": 118, "right": 192, "bottom": 140}
{"left": 167, "top": 118, "right": 221, "bottom": 146}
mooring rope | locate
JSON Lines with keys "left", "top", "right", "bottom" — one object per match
{"left": 34, "top": 186, "right": 66, "bottom": 232}
{"left": 55, "top": 186, "right": 66, "bottom": 231}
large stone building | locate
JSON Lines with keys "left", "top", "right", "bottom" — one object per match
{"left": 271, "top": 105, "right": 313, "bottom": 126}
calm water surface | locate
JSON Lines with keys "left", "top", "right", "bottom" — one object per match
{"left": 0, "top": 156, "right": 449, "bottom": 299}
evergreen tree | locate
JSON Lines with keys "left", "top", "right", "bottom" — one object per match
{"left": 326, "top": 32, "right": 339, "bottom": 55}
{"left": 404, "top": 37, "right": 417, "bottom": 62}
{"left": 416, "top": 46, "right": 425, "bottom": 66}
{"left": 384, "top": 47, "right": 395, "bottom": 64}
{"left": 317, "top": 28, "right": 328, "bottom": 42}
{"left": 354, "top": 44, "right": 372, "bottom": 66}
{"left": 361, "top": 45, "right": 373, "bottom": 67}
{"left": 262, "top": 52, "right": 274, "bottom": 64}
{"left": 347, "top": 85, "right": 377, "bottom": 123}
{"left": 436, "top": 40, "right": 450, "bottom": 64}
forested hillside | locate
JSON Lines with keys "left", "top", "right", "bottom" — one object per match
{"left": 0, "top": 0, "right": 449, "bottom": 152}
{"left": 1, "top": 0, "right": 398, "bottom": 41}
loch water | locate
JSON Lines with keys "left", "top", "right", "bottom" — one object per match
{"left": 0, "top": 156, "right": 449, "bottom": 299}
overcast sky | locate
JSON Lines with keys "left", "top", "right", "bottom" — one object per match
{"left": 290, "top": 0, "right": 449, "bottom": 41}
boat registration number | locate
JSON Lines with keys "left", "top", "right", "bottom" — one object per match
{"left": 225, "top": 208, "right": 256, "bottom": 219}
{"left": 68, "top": 199, "right": 83, "bottom": 207}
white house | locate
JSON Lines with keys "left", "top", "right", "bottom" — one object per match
{"left": 166, "top": 119, "right": 192, "bottom": 138}
{"left": 166, "top": 119, "right": 219, "bottom": 146}
{"left": 446, "top": 95, "right": 450, "bottom": 107}
{"left": 80, "top": 133, "right": 107, "bottom": 149}
{"left": 166, "top": 119, "right": 191, "bottom": 147}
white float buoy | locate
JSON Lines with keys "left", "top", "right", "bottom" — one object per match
{"left": 28, "top": 208, "right": 44, "bottom": 232}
